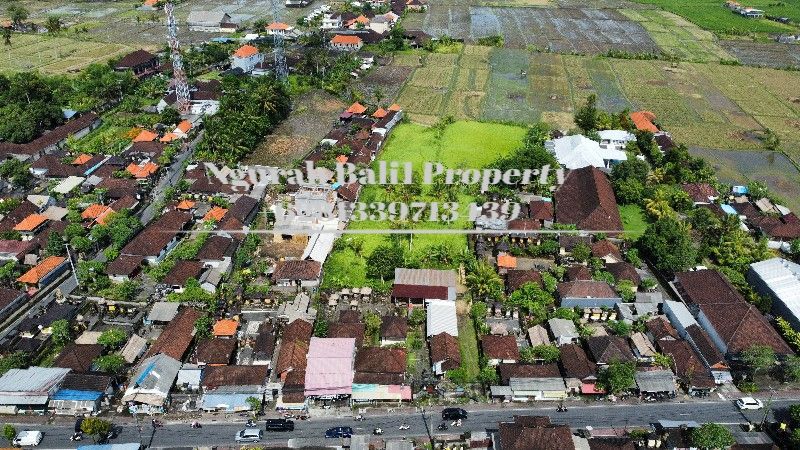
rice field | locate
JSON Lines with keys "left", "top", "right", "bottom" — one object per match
{"left": 0, "top": 34, "right": 133, "bottom": 74}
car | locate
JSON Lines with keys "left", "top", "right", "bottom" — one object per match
{"left": 265, "top": 419, "right": 295, "bottom": 431}
{"left": 736, "top": 397, "right": 764, "bottom": 410}
{"left": 325, "top": 426, "right": 353, "bottom": 438}
{"left": 235, "top": 428, "right": 263, "bottom": 443}
{"left": 442, "top": 407, "right": 468, "bottom": 420}
{"left": 13, "top": 430, "right": 43, "bottom": 447}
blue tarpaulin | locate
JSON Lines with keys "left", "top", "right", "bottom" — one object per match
{"left": 52, "top": 389, "right": 102, "bottom": 401}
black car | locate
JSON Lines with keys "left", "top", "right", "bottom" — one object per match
{"left": 325, "top": 426, "right": 353, "bottom": 438}
{"left": 441, "top": 408, "right": 468, "bottom": 420}
{"left": 265, "top": 419, "right": 295, "bottom": 432}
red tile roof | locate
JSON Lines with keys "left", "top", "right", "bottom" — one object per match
{"left": 233, "top": 44, "right": 259, "bottom": 58}
{"left": 144, "top": 307, "right": 203, "bottom": 360}
{"left": 17, "top": 256, "right": 66, "bottom": 284}
{"left": 481, "top": 335, "right": 520, "bottom": 361}
{"left": 630, "top": 111, "right": 659, "bottom": 133}
{"left": 555, "top": 167, "right": 622, "bottom": 232}
{"left": 346, "top": 102, "right": 367, "bottom": 114}
{"left": 14, "top": 214, "right": 48, "bottom": 232}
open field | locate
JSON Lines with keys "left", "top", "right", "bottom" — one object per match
{"left": 720, "top": 40, "right": 800, "bottom": 69}
{"left": 619, "top": 9, "right": 733, "bottom": 62}
{"left": 629, "top": 0, "right": 799, "bottom": 34}
{"left": 619, "top": 204, "right": 647, "bottom": 238}
{"left": 0, "top": 33, "right": 133, "bottom": 74}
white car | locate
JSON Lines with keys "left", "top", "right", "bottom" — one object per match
{"left": 736, "top": 397, "right": 764, "bottom": 410}
{"left": 235, "top": 428, "right": 262, "bottom": 443}
{"left": 13, "top": 430, "right": 43, "bottom": 447}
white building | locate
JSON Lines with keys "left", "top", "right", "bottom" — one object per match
{"left": 597, "top": 129, "right": 636, "bottom": 152}
{"left": 545, "top": 134, "right": 627, "bottom": 170}
{"left": 426, "top": 299, "right": 458, "bottom": 337}
{"left": 231, "top": 44, "right": 264, "bottom": 73}
{"left": 748, "top": 258, "right": 800, "bottom": 330}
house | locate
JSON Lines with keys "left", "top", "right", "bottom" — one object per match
{"left": 353, "top": 347, "right": 409, "bottom": 402}
{"left": 120, "top": 334, "right": 148, "bottom": 365}
{"left": 748, "top": 258, "right": 800, "bottom": 330}
{"left": 482, "top": 335, "right": 520, "bottom": 366}
{"left": 122, "top": 353, "right": 181, "bottom": 413}
{"left": 559, "top": 343, "right": 599, "bottom": 395}
{"left": 275, "top": 319, "right": 312, "bottom": 381}
{"left": 0, "top": 366, "right": 70, "bottom": 413}
{"left": 405, "top": 0, "right": 427, "bottom": 11}
{"left": 635, "top": 369, "right": 676, "bottom": 397}
{"left": 554, "top": 166, "right": 623, "bottom": 232}
{"left": 197, "top": 235, "right": 236, "bottom": 268}
{"left": 606, "top": 262, "right": 641, "bottom": 286}
{"left": 587, "top": 336, "right": 635, "bottom": 365}
{"left": 213, "top": 318, "right": 239, "bottom": 339}
{"left": 0, "top": 288, "right": 27, "bottom": 324}
{"left": 329, "top": 322, "right": 366, "bottom": 348}
{"left": 106, "top": 255, "right": 144, "bottom": 283}
{"left": 494, "top": 416, "right": 576, "bottom": 450}
{"left": 200, "top": 366, "right": 269, "bottom": 412}
{"left": 120, "top": 210, "right": 192, "bottom": 265}
{"left": 304, "top": 337, "right": 356, "bottom": 398}
{"left": 17, "top": 255, "right": 69, "bottom": 292}
{"left": 645, "top": 316, "right": 679, "bottom": 342}
{"left": 195, "top": 338, "right": 236, "bottom": 366}
{"left": 50, "top": 373, "right": 112, "bottom": 416}
{"left": 0, "top": 240, "right": 33, "bottom": 263}
{"left": 685, "top": 324, "right": 731, "bottom": 384}
{"left": 496, "top": 377, "right": 567, "bottom": 402}
{"left": 528, "top": 325, "right": 550, "bottom": 347}
{"left": 330, "top": 34, "right": 363, "bottom": 51}
{"left": 278, "top": 368, "right": 307, "bottom": 410}
{"left": 13, "top": 214, "right": 49, "bottom": 240}
{"left": 657, "top": 339, "right": 716, "bottom": 394}
{"left": 380, "top": 316, "right": 408, "bottom": 346}
{"left": 630, "top": 111, "right": 659, "bottom": 133}
{"left": 231, "top": 44, "right": 263, "bottom": 73}
{"left": 629, "top": 332, "right": 656, "bottom": 361}
{"left": 266, "top": 22, "right": 294, "bottom": 36}
{"left": 252, "top": 322, "right": 276, "bottom": 367}
{"left": 682, "top": 183, "right": 719, "bottom": 205}
{"left": 597, "top": 130, "right": 635, "bottom": 152}
{"left": 545, "top": 134, "right": 627, "bottom": 170}
{"left": 114, "top": 49, "right": 159, "bottom": 78}
{"left": 29, "top": 155, "right": 81, "bottom": 179}
{"left": 548, "top": 318, "right": 579, "bottom": 346}
{"left": 271, "top": 260, "right": 322, "bottom": 291}
{"left": 143, "top": 307, "right": 203, "bottom": 361}
{"left": 187, "top": 11, "right": 238, "bottom": 32}
{"left": 697, "top": 301, "right": 793, "bottom": 357}
{"left": 557, "top": 281, "right": 621, "bottom": 308}
{"left": 662, "top": 300, "right": 699, "bottom": 338}
{"left": 53, "top": 344, "right": 103, "bottom": 373}
{"left": 321, "top": 13, "right": 343, "bottom": 30}
{"left": 591, "top": 240, "right": 622, "bottom": 263}
{"left": 507, "top": 270, "right": 543, "bottom": 294}
{"left": 163, "top": 260, "right": 204, "bottom": 292}
{"left": 672, "top": 269, "right": 747, "bottom": 306}
{"left": 426, "top": 299, "right": 458, "bottom": 337}
{"left": 430, "top": 332, "right": 460, "bottom": 376}
{"left": 393, "top": 268, "right": 457, "bottom": 305}
{"left": 176, "top": 363, "right": 202, "bottom": 391}
{"left": 0, "top": 113, "right": 101, "bottom": 162}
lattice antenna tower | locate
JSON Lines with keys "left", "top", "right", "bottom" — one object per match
{"left": 165, "top": 3, "right": 191, "bottom": 114}
{"left": 271, "top": 0, "right": 288, "bottom": 81}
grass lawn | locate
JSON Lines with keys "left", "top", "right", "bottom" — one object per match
{"left": 619, "top": 204, "right": 648, "bottom": 239}
{"left": 457, "top": 301, "right": 481, "bottom": 380}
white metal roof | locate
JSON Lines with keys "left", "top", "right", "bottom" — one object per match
{"left": 750, "top": 258, "right": 800, "bottom": 321}
{"left": 426, "top": 299, "right": 458, "bottom": 337}
{"left": 597, "top": 129, "right": 636, "bottom": 142}
{"left": 664, "top": 300, "right": 697, "bottom": 330}
{"left": 53, "top": 176, "right": 85, "bottom": 194}
{"left": 0, "top": 367, "right": 69, "bottom": 394}
{"left": 548, "top": 318, "right": 578, "bottom": 338}
{"left": 147, "top": 302, "right": 180, "bottom": 323}
{"left": 635, "top": 369, "right": 676, "bottom": 393}
{"left": 545, "top": 135, "right": 627, "bottom": 170}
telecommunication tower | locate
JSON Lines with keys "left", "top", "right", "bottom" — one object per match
{"left": 271, "top": 0, "right": 288, "bottom": 81}
{"left": 165, "top": 2, "right": 191, "bottom": 114}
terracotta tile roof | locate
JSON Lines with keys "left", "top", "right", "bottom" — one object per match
{"left": 355, "top": 14, "right": 370, "bottom": 23}
{"left": 565, "top": 264, "right": 592, "bottom": 281}
{"left": 591, "top": 240, "right": 621, "bottom": 260}
{"left": 391, "top": 284, "right": 448, "bottom": 300}
{"left": 133, "top": 129, "right": 158, "bottom": 142}
{"left": 339, "top": 310, "right": 360, "bottom": 323}
{"left": 630, "top": 111, "right": 658, "bottom": 133}
{"left": 115, "top": 49, "right": 157, "bottom": 69}
{"left": 283, "top": 319, "right": 313, "bottom": 342}
{"left": 163, "top": 260, "right": 204, "bottom": 287}
{"left": 82, "top": 204, "right": 112, "bottom": 220}
{"left": 752, "top": 213, "right": 800, "bottom": 240}
{"left": 346, "top": 102, "right": 367, "bottom": 114}
{"left": 605, "top": 262, "right": 641, "bottom": 285}
{"left": 506, "top": 270, "right": 543, "bottom": 293}
{"left": 195, "top": 338, "right": 236, "bottom": 365}
{"left": 0, "top": 113, "right": 99, "bottom": 158}
{"left": 203, "top": 206, "right": 228, "bottom": 222}
{"left": 276, "top": 339, "right": 309, "bottom": 374}
{"left": 14, "top": 214, "right": 48, "bottom": 232}
{"left": 332, "top": 34, "right": 363, "bottom": 46}
{"left": 681, "top": 183, "right": 719, "bottom": 203}
{"left": 273, "top": 260, "right": 322, "bottom": 281}
{"left": 559, "top": 343, "right": 596, "bottom": 380}
{"left": 227, "top": 196, "right": 259, "bottom": 223}
{"left": 557, "top": 281, "right": 617, "bottom": 299}
{"left": 355, "top": 347, "right": 406, "bottom": 374}
{"left": 587, "top": 336, "right": 634, "bottom": 364}
{"left": 197, "top": 235, "right": 235, "bottom": 261}
{"left": 233, "top": 44, "right": 259, "bottom": 58}
{"left": 589, "top": 438, "right": 636, "bottom": 450}
{"left": 430, "top": 332, "right": 460, "bottom": 369}
{"left": 53, "top": 344, "right": 103, "bottom": 373}
{"left": 213, "top": 318, "right": 239, "bottom": 337}
{"left": 673, "top": 269, "right": 745, "bottom": 305}
{"left": 645, "top": 316, "right": 679, "bottom": 341}
{"left": 685, "top": 324, "right": 727, "bottom": 369}
{"left": 657, "top": 339, "right": 715, "bottom": 389}
{"left": 126, "top": 161, "right": 159, "bottom": 179}
{"left": 30, "top": 155, "right": 81, "bottom": 178}
{"left": 554, "top": 166, "right": 622, "bottom": 231}
{"left": 106, "top": 254, "right": 145, "bottom": 277}
{"left": 498, "top": 417, "right": 575, "bottom": 450}
{"left": 498, "top": 363, "right": 561, "bottom": 384}
{"left": 508, "top": 218, "right": 540, "bottom": 231}
{"left": 328, "top": 322, "right": 365, "bottom": 347}
{"left": 176, "top": 120, "right": 192, "bottom": 134}
{"left": 72, "top": 153, "right": 93, "bottom": 165}
{"left": 497, "top": 253, "right": 517, "bottom": 269}
{"left": 201, "top": 365, "right": 268, "bottom": 388}
{"left": 529, "top": 200, "right": 554, "bottom": 221}
{"left": 176, "top": 199, "right": 196, "bottom": 210}
{"left": 372, "top": 108, "right": 388, "bottom": 118}
{"left": 380, "top": 316, "right": 407, "bottom": 339}
{"left": 267, "top": 22, "right": 291, "bottom": 30}
{"left": 388, "top": 103, "right": 401, "bottom": 111}
{"left": 144, "top": 307, "right": 203, "bottom": 360}
{"left": 160, "top": 133, "right": 178, "bottom": 143}
{"left": 699, "top": 302, "right": 793, "bottom": 355}
{"left": 482, "top": 335, "right": 520, "bottom": 361}
{"left": 17, "top": 256, "right": 66, "bottom": 284}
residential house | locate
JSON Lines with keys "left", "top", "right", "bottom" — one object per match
{"left": 143, "top": 307, "right": 203, "bottom": 361}
{"left": 352, "top": 347, "right": 411, "bottom": 403}
{"left": 0, "top": 240, "right": 33, "bottom": 263}
{"left": 200, "top": 365, "right": 269, "bottom": 412}
{"left": 329, "top": 322, "right": 366, "bottom": 348}
{"left": 107, "top": 255, "right": 144, "bottom": 283}
{"left": 231, "top": 44, "right": 263, "bottom": 73}
{"left": 14, "top": 214, "right": 49, "bottom": 240}
{"left": 591, "top": 240, "right": 622, "bottom": 263}
{"left": 545, "top": 134, "right": 627, "bottom": 170}
{"left": 682, "top": 183, "right": 719, "bottom": 205}
{"left": 587, "top": 336, "right": 635, "bottom": 365}
{"left": 657, "top": 339, "right": 716, "bottom": 394}
{"left": 50, "top": 373, "right": 112, "bottom": 416}
{"left": 271, "top": 260, "right": 322, "bottom": 292}
{"left": 195, "top": 338, "right": 236, "bottom": 366}
{"left": 645, "top": 316, "right": 679, "bottom": 343}
{"left": 685, "top": 324, "right": 731, "bottom": 384}
{"left": 330, "top": 34, "right": 363, "bottom": 51}
{"left": 426, "top": 299, "right": 458, "bottom": 337}
{"left": 630, "top": 111, "right": 659, "bottom": 133}
{"left": 554, "top": 166, "right": 623, "bottom": 232}
{"left": 176, "top": 364, "right": 203, "bottom": 391}
{"left": 196, "top": 235, "right": 236, "bottom": 268}
{"left": 405, "top": 0, "right": 427, "bottom": 11}
{"left": 507, "top": 269, "right": 543, "bottom": 295}
{"left": 596, "top": 130, "right": 635, "bottom": 152}
{"left": 430, "top": 332, "right": 460, "bottom": 376}
{"left": 266, "top": 22, "right": 294, "bottom": 36}
{"left": 393, "top": 268, "right": 457, "bottom": 305}
{"left": 304, "top": 337, "right": 356, "bottom": 398}
{"left": 528, "top": 325, "right": 550, "bottom": 347}
{"left": 559, "top": 343, "right": 599, "bottom": 395}
{"left": 380, "top": 316, "right": 408, "bottom": 346}
{"left": 53, "top": 344, "right": 103, "bottom": 373}
{"left": 321, "top": 13, "right": 343, "bottom": 30}
{"left": 120, "top": 210, "right": 192, "bottom": 265}
{"left": 697, "top": 301, "right": 793, "bottom": 357}
{"left": 635, "top": 369, "right": 676, "bottom": 397}
{"left": 213, "top": 318, "right": 239, "bottom": 339}
{"left": 17, "top": 255, "right": 69, "bottom": 292}
{"left": 252, "top": 322, "right": 276, "bottom": 367}
{"left": 0, "top": 367, "right": 70, "bottom": 413}
{"left": 0, "top": 288, "right": 27, "bottom": 324}
{"left": 557, "top": 281, "right": 622, "bottom": 308}
{"left": 662, "top": 300, "right": 698, "bottom": 338}
{"left": 494, "top": 416, "right": 576, "bottom": 450}
{"left": 548, "top": 318, "right": 579, "bottom": 346}
{"left": 122, "top": 353, "right": 181, "bottom": 414}
{"left": 163, "top": 260, "right": 204, "bottom": 293}
{"left": 748, "top": 258, "right": 800, "bottom": 330}
{"left": 120, "top": 334, "right": 148, "bottom": 365}
{"left": 275, "top": 319, "right": 312, "bottom": 381}
{"left": 114, "top": 49, "right": 159, "bottom": 78}
{"left": 187, "top": 11, "right": 238, "bottom": 32}
{"left": 0, "top": 113, "right": 100, "bottom": 162}
{"left": 482, "top": 335, "right": 520, "bottom": 366}
{"left": 145, "top": 302, "right": 180, "bottom": 326}
{"left": 629, "top": 332, "right": 656, "bottom": 362}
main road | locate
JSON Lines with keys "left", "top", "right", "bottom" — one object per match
{"left": 16, "top": 399, "right": 798, "bottom": 449}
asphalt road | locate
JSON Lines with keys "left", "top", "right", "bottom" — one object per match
{"left": 139, "top": 131, "right": 201, "bottom": 226}
{"left": 17, "top": 399, "right": 798, "bottom": 449}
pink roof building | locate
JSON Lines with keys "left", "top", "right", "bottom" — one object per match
{"left": 304, "top": 337, "right": 355, "bottom": 397}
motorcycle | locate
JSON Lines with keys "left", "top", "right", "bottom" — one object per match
{"left": 151, "top": 419, "right": 164, "bottom": 428}
{"left": 191, "top": 421, "right": 202, "bottom": 429}
{"left": 399, "top": 424, "right": 410, "bottom": 430}
{"left": 355, "top": 415, "right": 365, "bottom": 422}
{"left": 70, "top": 432, "right": 82, "bottom": 442}
{"left": 246, "top": 419, "right": 257, "bottom": 427}
{"left": 451, "top": 419, "right": 462, "bottom": 427}
{"left": 373, "top": 428, "right": 383, "bottom": 435}
{"left": 557, "top": 404, "right": 568, "bottom": 412}
{"left": 437, "top": 422, "right": 448, "bottom": 431}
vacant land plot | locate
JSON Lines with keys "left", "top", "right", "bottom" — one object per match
{"left": 354, "top": 64, "right": 415, "bottom": 106}
{"left": 720, "top": 41, "right": 800, "bottom": 69}
{"left": 619, "top": 204, "right": 647, "bottom": 238}
{"left": 629, "top": 0, "right": 799, "bottom": 34}
{"left": 619, "top": 9, "right": 733, "bottom": 62}
{"left": 0, "top": 34, "right": 132, "bottom": 74}
{"left": 246, "top": 90, "right": 346, "bottom": 167}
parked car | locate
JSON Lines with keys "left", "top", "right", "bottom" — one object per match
{"left": 325, "top": 426, "right": 353, "bottom": 438}
{"left": 265, "top": 419, "right": 295, "bottom": 431}
{"left": 13, "top": 430, "right": 43, "bottom": 447}
{"left": 235, "top": 428, "right": 263, "bottom": 443}
{"left": 736, "top": 397, "right": 764, "bottom": 410}
{"left": 442, "top": 407, "right": 468, "bottom": 420}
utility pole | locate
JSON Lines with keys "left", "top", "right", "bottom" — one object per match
{"left": 64, "top": 244, "right": 79, "bottom": 288}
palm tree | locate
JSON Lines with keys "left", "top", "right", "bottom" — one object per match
{"left": 465, "top": 261, "right": 502, "bottom": 301}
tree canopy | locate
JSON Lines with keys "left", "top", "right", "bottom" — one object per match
{"left": 691, "top": 423, "right": 735, "bottom": 450}
{"left": 640, "top": 217, "right": 697, "bottom": 274}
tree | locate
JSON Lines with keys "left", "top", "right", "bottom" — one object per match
{"left": 607, "top": 320, "right": 632, "bottom": 337}
{"left": 80, "top": 417, "right": 112, "bottom": 443}
{"left": 640, "top": 217, "right": 697, "bottom": 274}
{"left": 784, "top": 355, "right": 800, "bottom": 382}
{"left": 364, "top": 312, "right": 382, "bottom": 345}
{"left": 741, "top": 344, "right": 776, "bottom": 375}
{"left": 194, "top": 315, "right": 213, "bottom": 340}
{"left": 762, "top": 128, "right": 780, "bottom": 151}
{"left": 365, "top": 244, "right": 405, "bottom": 281}
{"left": 465, "top": 261, "right": 503, "bottom": 300}
{"left": 408, "top": 308, "right": 426, "bottom": 327}
{"left": 45, "top": 232, "right": 66, "bottom": 257}
{"left": 0, "top": 352, "right": 28, "bottom": 375}
{"left": 506, "top": 282, "right": 554, "bottom": 324}
{"left": 691, "top": 423, "right": 735, "bottom": 450}
{"left": 571, "top": 242, "right": 591, "bottom": 263}
{"left": 653, "top": 352, "right": 673, "bottom": 370}
{"left": 611, "top": 158, "right": 649, "bottom": 184}
{"left": 246, "top": 396, "right": 262, "bottom": 416}
{"left": 2, "top": 28, "right": 10, "bottom": 46}
{"left": 93, "top": 354, "right": 126, "bottom": 374}
{"left": 574, "top": 94, "right": 598, "bottom": 133}
{"left": 45, "top": 16, "right": 61, "bottom": 33}
{"left": 2, "top": 424, "right": 15, "bottom": 444}
{"left": 160, "top": 107, "right": 180, "bottom": 126}
{"left": 97, "top": 328, "right": 127, "bottom": 350}
{"left": 790, "top": 403, "right": 800, "bottom": 424}
{"left": 616, "top": 280, "right": 636, "bottom": 302}
{"left": 520, "top": 344, "right": 561, "bottom": 363}
{"left": 7, "top": 6, "right": 29, "bottom": 27}
{"left": 598, "top": 360, "right": 636, "bottom": 394}
{"left": 478, "top": 365, "right": 499, "bottom": 385}
{"left": 50, "top": 319, "right": 71, "bottom": 346}
{"left": 313, "top": 315, "right": 328, "bottom": 337}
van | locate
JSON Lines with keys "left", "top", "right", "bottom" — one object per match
{"left": 265, "top": 419, "right": 295, "bottom": 431}
{"left": 13, "top": 430, "right": 43, "bottom": 447}
{"left": 235, "top": 428, "right": 263, "bottom": 443}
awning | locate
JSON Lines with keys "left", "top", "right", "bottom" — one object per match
{"left": 581, "top": 383, "right": 605, "bottom": 395}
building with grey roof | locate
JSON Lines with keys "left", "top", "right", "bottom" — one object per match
{"left": 663, "top": 300, "right": 698, "bottom": 338}
{"left": 635, "top": 369, "right": 676, "bottom": 395}
{"left": 146, "top": 302, "right": 180, "bottom": 324}
{"left": 548, "top": 318, "right": 579, "bottom": 346}
{"left": 748, "top": 257, "right": 800, "bottom": 330}
{"left": 122, "top": 354, "right": 181, "bottom": 414}
{"left": 0, "top": 366, "right": 70, "bottom": 413}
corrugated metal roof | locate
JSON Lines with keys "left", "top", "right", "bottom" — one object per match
{"left": 509, "top": 377, "right": 566, "bottom": 392}
{"left": 394, "top": 268, "right": 457, "bottom": 287}
{"left": 750, "top": 258, "right": 800, "bottom": 321}
{"left": 664, "top": 300, "right": 698, "bottom": 330}
{"left": 0, "top": 367, "right": 70, "bottom": 393}
{"left": 122, "top": 354, "right": 181, "bottom": 404}
{"left": 548, "top": 318, "right": 578, "bottom": 338}
{"left": 426, "top": 300, "right": 458, "bottom": 337}
{"left": 200, "top": 393, "right": 254, "bottom": 411}
{"left": 120, "top": 335, "right": 148, "bottom": 364}
{"left": 147, "top": 302, "right": 180, "bottom": 322}
{"left": 635, "top": 369, "right": 676, "bottom": 393}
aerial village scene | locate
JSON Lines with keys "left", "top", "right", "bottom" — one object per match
{"left": 2, "top": 0, "right": 800, "bottom": 448}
